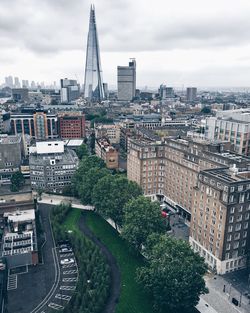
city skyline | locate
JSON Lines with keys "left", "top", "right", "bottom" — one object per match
{"left": 1, "top": 0, "right": 250, "bottom": 87}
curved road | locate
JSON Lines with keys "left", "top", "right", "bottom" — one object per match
{"left": 78, "top": 214, "right": 121, "bottom": 313}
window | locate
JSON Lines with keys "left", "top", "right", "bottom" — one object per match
{"left": 243, "top": 231, "right": 247, "bottom": 238}
{"left": 245, "top": 213, "right": 250, "bottom": 220}
{"left": 239, "top": 193, "right": 245, "bottom": 203}
{"left": 233, "top": 242, "right": 239, "bottom": 249}
{"left": 229, "top": 216, "right": 234, "bottom": 223}
{"left": 244, "top": 222, "right": 248, "bottom": 229}
{"left": 228, "top": 225, "right": 233, "bottom": 232}
{"left": 235, "top": 223, "right": 241, "bottom": 231}
{"left": 226, "top": 243, "right": 231, "bottom": 250}
{"left": 230, "top": 207, "right": 235, "bottom": 214}
{"left": 234, "top": 233, "right": 240, "bottom": 240}
{"left": 227, "top": 234, "right": 232, "bottom": 241}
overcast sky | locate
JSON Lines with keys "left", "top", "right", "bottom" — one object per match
{"left": 1, "top": 0, "right": 250, "bottom": 89}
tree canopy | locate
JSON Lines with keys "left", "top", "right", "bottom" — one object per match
{"left": 121, "top": 196, "right": 165, "bottom": 250}
{"left": 137, "top": 233, "right": 208, "bottom": 313}
{"left": 10, "top": 171, "right": 25, "bottom": 192}
{"left": 76, "top": 143, "right": 89, "bottom": 160}
{"left": 92, "top": 175, "right": 142, "bottom": 228}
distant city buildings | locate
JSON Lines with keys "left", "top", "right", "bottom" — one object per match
{"left": 117, "top": 59, "right": 136, "bottom": 101}
{"left": 29, "top": 141, "right": 78, "bottom": 193}
{"left": 83, "top": 5, "right": 104, "bottom": 102}
{"left": 205, "top": 109, "right": 250, "bottom": 156}
{"left": 12, "top": 88, "right": 29, "bottom": 103}
{"left": 60, "top": 78, "right": 80, "bottom": 104}
{"left": 186, "top": 87, "right": 197, "bottom": 102}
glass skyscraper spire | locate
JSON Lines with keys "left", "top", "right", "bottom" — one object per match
{"left": 84, "top": 5, "right": 104, "bottom": 102}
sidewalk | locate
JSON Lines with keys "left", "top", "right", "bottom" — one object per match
{"left": 37, "top": 193, "right": 94, "bottom": 211}
{"left": 200, "top": 274, "right": 249, "bottom": 313}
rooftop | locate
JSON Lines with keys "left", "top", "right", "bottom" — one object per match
{"left": 0, "top": 134, "right": 21, "bottom": 145}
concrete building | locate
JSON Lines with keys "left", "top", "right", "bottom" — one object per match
{"left": 190, "top": 167, "right": 250, "bottom": 274}
{"left": 58, "top": 112, "right": 85, "bottom": 139}
{"left": 29, "top": 141, "right": 79, "bottom": 193}
{"left": 95, "top": 138, "right": 119, "bottom": 169}
{"left": 0, "top": 111, "right": 10, "bottom": 134}
{"left": 60, "top": 79, "right": 80, "bottom": 104}
{"left": 95, "top": 123, "right": 120, "bottom": 144}
{"left": 0, "top": 134, "right": 22, "bottom": 185}
{"left": 205, "top": 109, "right": 250, "bottom": 156}
{"left": 10, "top": 109, "right": 58, "bottom": 140}
{"left": 117, "top": 59, "right": 136, "bottom": 101}
{"left": 186, "top": 87, "right": 197, "bottom": 102}
{"left": 12, "top": 88, "right": 29, "bottom": 103}
{"left": 0, "top": 206, "right": 38, "bottom": 268}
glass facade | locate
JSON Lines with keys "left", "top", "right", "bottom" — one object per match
{"left": 83, "top": 5, "right": 104, "bottom": 102}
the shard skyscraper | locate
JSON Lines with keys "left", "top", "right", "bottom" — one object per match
{"left": 84, "top": 5, "right": 104, "bottom": 102}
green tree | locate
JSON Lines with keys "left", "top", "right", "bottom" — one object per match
{"left": 92, "top": 175, "right": 142, "bottom": 228}
{"left": 78, "top": 167, "right": 109, "bottom": 204}
{"left": 76, "top": 144, "right": 89, "bottom": 160}
{"left": 73, "top": 155, "right": 106, "bottom": 197}
{"left": 10, "top": 171, "right": 25, "bottom": 192}
{"left": 201, "top": 106, "right": 211, "bottom": 114}
{"left": 137, "top": 233, "right": 208, "bottom": 313}
{"left": 122, "top": 196, "right": 165, "bottom": 250}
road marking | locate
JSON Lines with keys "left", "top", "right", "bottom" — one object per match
{"left": 55, "top": 294, "right": 71, "bottom": 301}
{"left": 7, "top": 275, "right": 17, "bottom": 290}
{"left": 59, "top": 285, "right": 76, "bottom": 291}
{"left": 62, "top": 263, "right": 75, "bottom": 268}
{"left": 48, "top": 302, "right": 64, "bottom": 310}
{"left": 62, "top": 277, "right": 77, "bottom": 282}
{"left": 63, "top": 270, "right": 78, "bottom": 275}
{"left": 59, "top": 253, "right": 74, "bottom": 258}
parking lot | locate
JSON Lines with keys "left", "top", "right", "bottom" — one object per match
{"left": 32, "top": 243, "right": 78, "bottom": 313}
{"left": 7, "top": 204, "right": 78, "bottom": 313}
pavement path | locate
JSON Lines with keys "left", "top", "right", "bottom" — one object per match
{"left": 78, "top": 213, "right": 121, "bottom": 313}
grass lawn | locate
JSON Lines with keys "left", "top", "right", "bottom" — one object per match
{"left": 62, "top": 208, "right": 81, "bottom": 234}
{"left": 85, "top": 211, "right": 154, "bottom": 313}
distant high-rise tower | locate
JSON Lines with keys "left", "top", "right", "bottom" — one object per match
{"left": 84, "top": 5, "right": 104, "bottom": 102}
{"left": 117, "top": 59, "right": 136, "bottom": 101}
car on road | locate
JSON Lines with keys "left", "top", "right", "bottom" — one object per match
{"left": 60, "top": 258, "right": 74, "bottom": 265}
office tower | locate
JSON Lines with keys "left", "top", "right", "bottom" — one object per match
{"left": 103, "top": 83, "right": 109, "bottom": 100}
{"left": 5, "top": 76, "right": 13, "bottom": 88}
{"left": 60, "top": 78, "right": 80, "bottom": 103}
{"left": 83, "top": 5, "right": 104, "bottom": 102}
{"left": 117, "top": 59, "right": 136, "bottom": 101}
{"left": 205, "top": 109, "right": 250, "bottom": 156}
{"left": 14, "top": 77, "right": 20, "bottom": 88}
{"left": 31, "top": 81, "right": 36, "bottom": 89}
{"left": 186, "top": 87, "right": 197, "bottom": 102}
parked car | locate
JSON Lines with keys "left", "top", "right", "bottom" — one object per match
{"left": 59, "top": 247, "right": 73, "bottom": 253}
{"left": 60, "top": 258, "right": 74, "bottom": 265}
